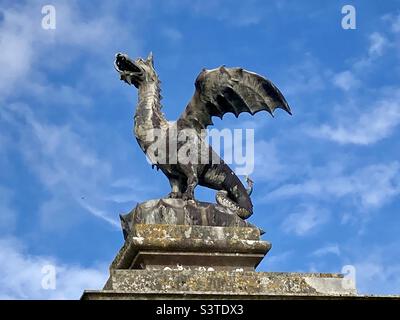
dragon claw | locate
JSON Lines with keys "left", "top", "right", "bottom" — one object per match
{"left": 167, "top": 192, "right": 182, "bottom": 199}
{"left": 182, "top": 192, "right": 194, "bottom": 201}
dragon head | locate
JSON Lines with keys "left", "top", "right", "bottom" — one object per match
{"left": 114, "top": 52, "right": 156, "bottom": 88}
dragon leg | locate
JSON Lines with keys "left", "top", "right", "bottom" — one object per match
{"left": 180, "top": 166, "right": 198, "bottom": 201}
{"left": 167, "top": 177, "right": 183, "bottom": 199}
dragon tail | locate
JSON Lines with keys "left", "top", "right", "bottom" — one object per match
{"left": 213, "top": 163, "right": 254, "bottom": 219}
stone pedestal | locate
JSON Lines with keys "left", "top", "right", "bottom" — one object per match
{"left": 110, "top": 224, "right": 269, "bottom": 272}
{"left": 81, "top": 224, "right": 357, "bottom": 300}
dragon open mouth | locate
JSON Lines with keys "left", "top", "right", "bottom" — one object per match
{"left": 115, "top": 54, "right": 141, "bottom": 73}
{"left": 114, "top": 53, "right": 143, "bottom": 87}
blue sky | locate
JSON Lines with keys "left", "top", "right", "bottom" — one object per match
{"left": 0, "top": 0, "right": 399, "bottom": 298}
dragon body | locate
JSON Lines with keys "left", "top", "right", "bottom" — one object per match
{"left": 114, "top": 53, "right": 291, "bottom": 219}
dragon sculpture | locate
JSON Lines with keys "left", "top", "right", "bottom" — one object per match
{"left": 114, "top": 52, "right": 291, "bottom": 220}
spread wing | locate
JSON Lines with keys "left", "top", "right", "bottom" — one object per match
{"left": 177, "top": 66, "right": 291, "bottom": 132}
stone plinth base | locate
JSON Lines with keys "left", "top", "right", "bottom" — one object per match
{"left": 111, "top": 224, "right": 270, "bottom": 271}
{"left": 82, "top": 270, "right": 356, "bottom": 300}
{"left": 82, "top": 223, "right": 357, "bottom": 300}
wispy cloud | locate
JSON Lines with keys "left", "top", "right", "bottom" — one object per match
{"left": 0, "top": 0, "right": 137, "bottom": 100}
{"left": 350, "top": 244, "right": 400, "bottom": 295}
{"left": 0, "top": 237, "right": 107, "bottom": 299}
{"left": 332, "top": 71, "right": 360, "bottom": 91}
{"left": 310, "top": 20, "right": 400, "bottom": 145}
{"left": 161, "top": 27, "right": 183, "bottom": 42}
{"left": 266, "top": 162, "right": 400, "bottom": 211}
{"left": 258, "top": 250, "right": 293, "bottom": 271}
{"left": 0, "top": 0, "right": 147, "bottom": 230}
{"left": 281, "top": 54, "right": 326, "bottom": 97}
{"left": 312, "top": 244, "right": 340, "bottom": 257}
{"left": 353, "top": 32, "right": 389, "bottom": 71}
{"left": 186, "top": 0, "right": 264, "bottom": 27}
{"left": 368, "top": 32, "right": 388, "bottom": 57}
{"left": 382, "top": 12, "right": 400, "bottom": 33}
{"left": 309, "top": 88, "right": 400, "bottom": 145}
{"left": 77, "top": 201, "right": 120, "bottom": 228}
{"left": 253, "top": 140, "right": 285, "bottom": 182}
{"left": 0, "top": 103, "right": 129, "bottom": 229}
{"left": 281, "top": 205, "right": 330, "bottom": 236}
{"left": 390, "top": 13, "right": 400, "bottom": 33}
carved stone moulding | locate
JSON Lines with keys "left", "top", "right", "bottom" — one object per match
{"left": 111, "top": 224, "right": 271, "bottom": 272}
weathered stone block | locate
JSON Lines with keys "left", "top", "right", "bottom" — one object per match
{"left": 81, "top": 223, "right": 358, "bottom": 300}
{"left": 111, "top": 224, "right": 270, "bottom": 271}
{"left": 83, "top": 270, "right": 356, "bottom": 300}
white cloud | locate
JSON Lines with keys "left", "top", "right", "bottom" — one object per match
{"left": 258, "top": 250, "right": 293, "bottom": 271}
{"left": 0, "top": 101, "right": 157, "bottom": 231}
{"left": 310, "top": 24, "right": 400, "bottom": 146}
{"left": 312, "top": 244, "right": 340, "bottom": 257}
{"left": 308, "top": 241, "right": 400, "bottom": 294}
{"left": 281, "top": 54, "right": 326, "bottom": 96}
{"left": 51, "top": 5, "right": 124, "bottom": 48}
{"left": 77, "top": 200, "right": 120, "bottom": 228}
{"left": 350, "top": 244, "right": 400, "bottom": 295}
{"left": 0, "top": 237, "right": 107, "bottom": 299}
{"left": 0, "top": 0, "right": 147, "bottom": 231}
{"left": 0, "top": 5, "right": 35, "bottom": 97}
{"left": 368, "top": 32, "right": 388, "bottom": 57}
{"left": 382, "top": 13, "right": 400, "bottom": 33}
{"left": 353, "top": 32, "right": 391, "bottom": 71}
{"left": 162, "top": 27, "right": 183, "bottom": 42}
{"left": 188, "top": 0, "right": 263, "bottom": 27}
{"left": 311, "top": 89, "right": 400, "bottom": 145}
{"left": 390, "top": 14, "right": 400, "bottom": 33}
{"left": 0, "top": 103, "right": 123, "bottom": 229}
{"left": 332, "top": 71, "right": 360, "bottom": 91}
{"left": 267, "top": 162, "right": 400, "bottom": 211}
{"left": 0, "top": 0, "right": 136, "bottom": 100}
{"left": 28, "top": 83, "right": 93, "bottom": 108}
{"left": 318, "top": 25, "right": 399, "bottom": 146}
{"left": 253, "top": 140, "right": 285, "bottom": 182}
{"left": 281, "top": 205, "right": 330, "bottom": 236}
{"left": 353, "top": 163, "right": 400, "bottom": 208}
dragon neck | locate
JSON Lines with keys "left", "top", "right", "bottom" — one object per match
{"left": 134, "top": 79, "right": 167, "bottom": 150}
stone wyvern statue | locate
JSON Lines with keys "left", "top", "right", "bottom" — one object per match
{"left": 114, "top": 52, "right": 291, "bottom": 235}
